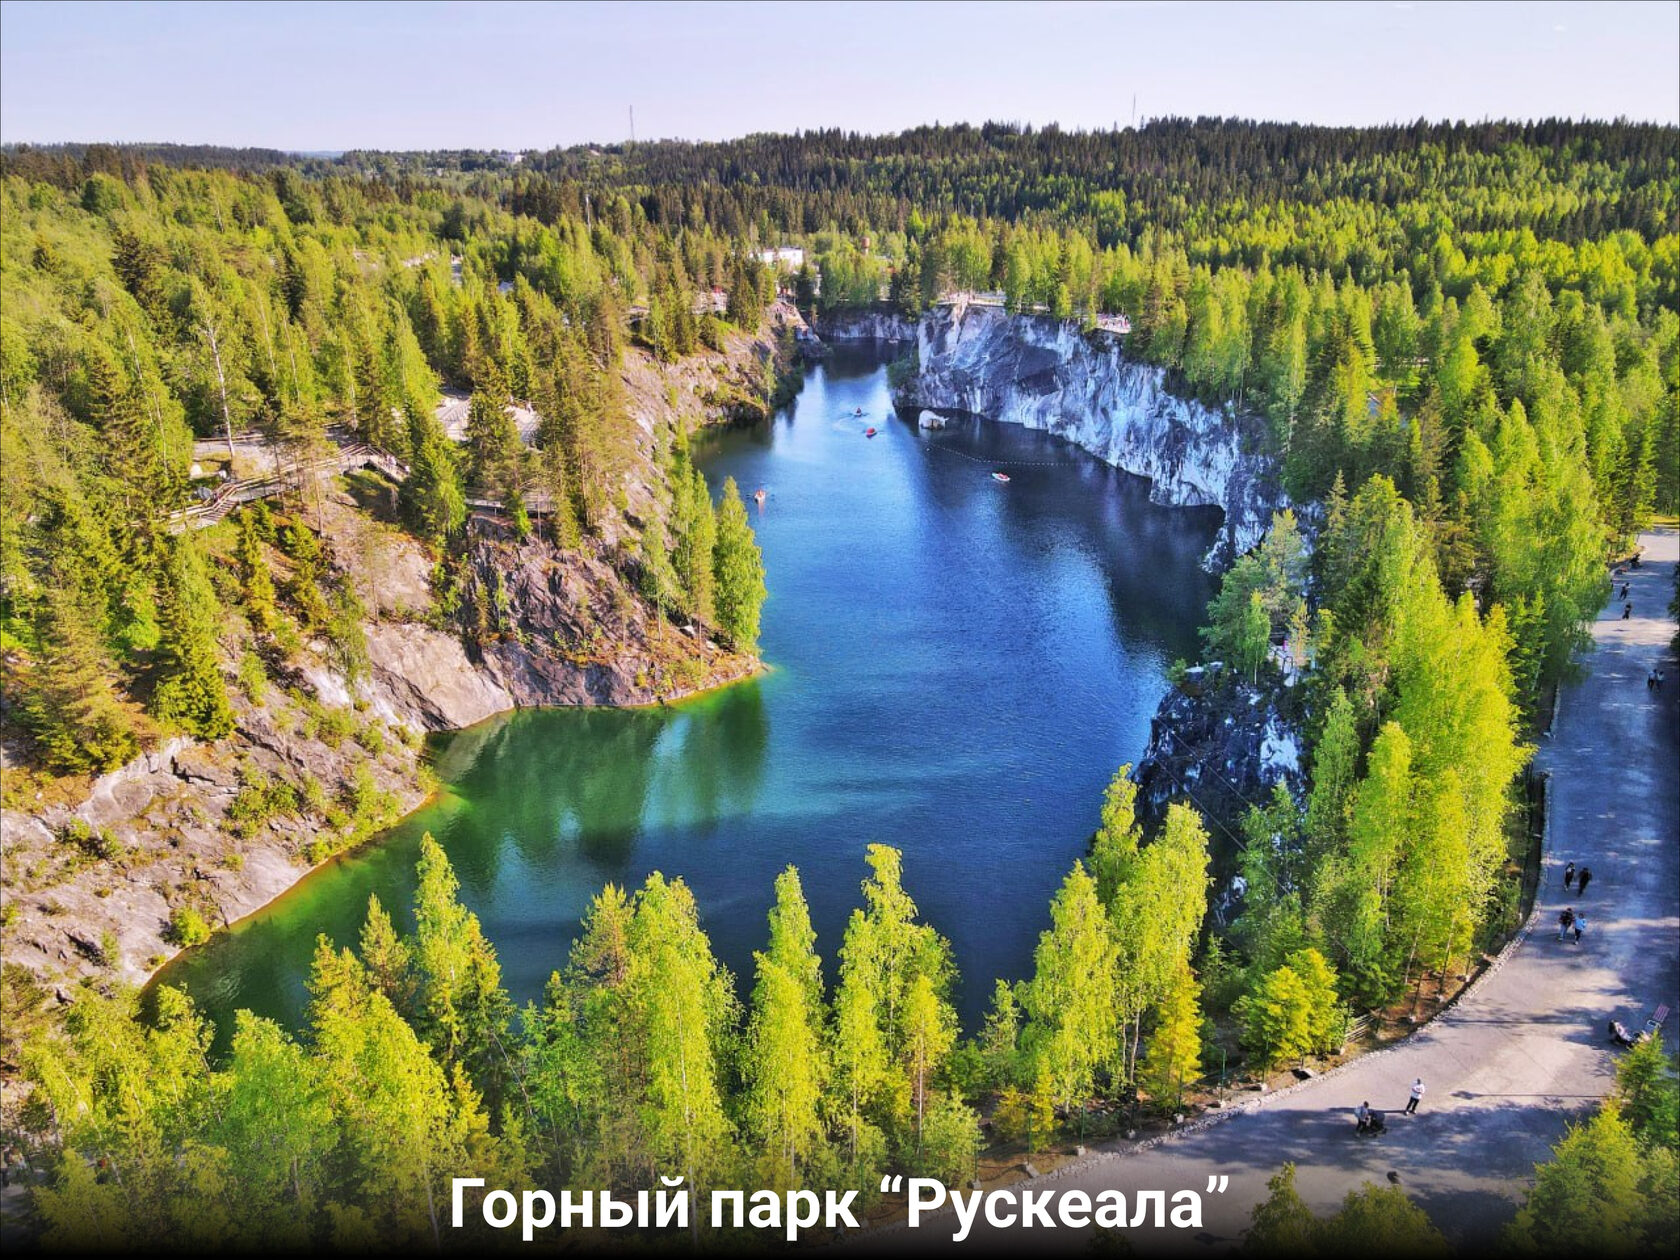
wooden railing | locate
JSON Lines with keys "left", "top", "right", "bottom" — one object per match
{"left": 167, "top": 438, "right": 412, "bottom": 532}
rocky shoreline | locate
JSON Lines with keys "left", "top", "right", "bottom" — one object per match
{"left": 0, "top": 317, "right": 792, "bottom": 995}
{"left": 3, "top": 301, "right": 1287, "bottom": 997}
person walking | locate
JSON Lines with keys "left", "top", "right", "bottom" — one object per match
{"left": 1573, "top": 914, "right": 1586, "bottom": 945}
{"left": 1563, "top": 861, "right": 1576, "bottom": 890}
{"left": 1558, "top": 906, "right": 1576, "bottom": 940}
{"left": 1623, "top": 602, "right": 1632, "bottom": 620}
{"left": 1577, "top": 866, "right": 1592, "bottom": 896}
{"left": 1405, "top": 1078, "right": 1425, "bottom": 1115}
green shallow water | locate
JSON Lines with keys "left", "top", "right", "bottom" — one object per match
{"left": 158, "top": 346, "right": 1220, "bottom": 1035}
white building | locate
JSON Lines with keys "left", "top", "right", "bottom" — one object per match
{"left": 756, "top": 246, "right": 805, "bottom": 271}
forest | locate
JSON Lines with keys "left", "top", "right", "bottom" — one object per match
{"left": 0, "top": 154, "right": 775, "bottom": 781}
{"left": 0, "top": 117, "right": 1676, "bottom": 1246}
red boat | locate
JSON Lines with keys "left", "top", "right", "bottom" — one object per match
{"left": 865, "top": 427, "right": 877, "bottom": 438}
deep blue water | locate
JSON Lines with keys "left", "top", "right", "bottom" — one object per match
{"left": 160, "top": 346, "right": 1219, "bottom": 1033}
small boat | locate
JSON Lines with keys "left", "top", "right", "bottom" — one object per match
{"left": 991, "top": 471, "right": 1011, "bottom": 483}
{"left": 865, "top": 427, "right": 877, "bottom": 438}
{"left": 753, "top": 487, "right": 767, "bottom": 509}
{"left": 855, "top": 407, "right": 864, "bottom": 416}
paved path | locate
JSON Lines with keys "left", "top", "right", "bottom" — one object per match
{"left": 885, "top": 528, "right": 1679, "bottom": 1253}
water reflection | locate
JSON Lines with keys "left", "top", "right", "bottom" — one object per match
{"left": 160, "top": 346, "right": 1218, "bottom": 1040}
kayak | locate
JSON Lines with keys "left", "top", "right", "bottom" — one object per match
{"left": 865, "top": 427, "right": 877, "bottom": 438}
{"left": 991, "top": 471, "right": 1011, "bottom": 483}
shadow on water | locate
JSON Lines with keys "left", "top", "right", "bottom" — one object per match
{"left": 158, "top": 344, "right": 1220, "bottom": 1045}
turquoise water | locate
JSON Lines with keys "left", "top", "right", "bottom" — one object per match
{"left": 158, "top": 347, "right": 1219, "bottom": 1034}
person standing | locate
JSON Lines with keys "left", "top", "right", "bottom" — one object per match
{"left": 1563, "top": 862, "right": 1576, "bottom": 890}
{"left": 1405, "top": 1078, "right": 1425, "bottom": 1114}
{"left": 1577, "top": 866, "right": 1593, "bottom": 896}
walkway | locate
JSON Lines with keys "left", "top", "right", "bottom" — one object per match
{"left": 887, "top": 528, "right": 1679, "bottom": 1253}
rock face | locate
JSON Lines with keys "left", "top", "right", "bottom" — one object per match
{"left": 0, "top": 672, "right": 434, "bottom": 988}
{"left": 364, "top": 622, "right": 514, "bottom": 730}
{"left": 1133, "top": 663, "right": 1306, "bottom": 910}
{"left": 814, "top": 309, "right": 918, "bottom": 343}
{"left": 900, "top": 302, "right": 1286, "bottom": 568}
{"left": 464, "top": 521, "right": 756, "bottom": 708}
{"left": 0, "top": 322, "right": 787, "bottom": 992}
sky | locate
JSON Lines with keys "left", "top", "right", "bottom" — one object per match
{"left": 1, "top": 0, "right": 1676, "bottom": 151}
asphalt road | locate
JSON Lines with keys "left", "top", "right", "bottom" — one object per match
{"left": 875, "top": 528, "right": 1679, "bottom": 1255}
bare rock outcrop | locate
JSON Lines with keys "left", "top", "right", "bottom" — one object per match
{"left": 364, "top": 622, "right": 514, "bottom": 730}
{"left": 900, "top": 301, "right": 1286, "bottom": 568}
{"left": 464, "top": 522, "right": 756, "bottom": 708}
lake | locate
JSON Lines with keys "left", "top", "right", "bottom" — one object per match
{"left": 159, "top": 345, "right": 1220, "bottom": 1035}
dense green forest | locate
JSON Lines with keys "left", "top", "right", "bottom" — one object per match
{"left": 0, "top": 153, "right": 776, "bottom": 778}
{"left": 1, "top": 119, "right": 1676, "bottom": 1245}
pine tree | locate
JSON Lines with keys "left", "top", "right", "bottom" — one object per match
{"left": 1233, "top": 962, "right": 1313, "bottom": 1070}
{"left": 463, "top": 375, "right": 521, "bottom": 506}
{"left": 637, "top": 516, "right": 682, "bottom": 619}
{"left": 237, "top": 510, "right": 277, "bottom": 632}
{"left": 977, "top": 978, "right": 1024, "bottom": 1090}
{"left": 1284, "top": 946, "right": 1343, "bottom": 1057}
{"left": 712, "top": 476, "right": 767, "bottom": 651}
{"left": 1245, "top": 1163, "right": 1318, "bottom": 1256}
{"left": 1320, "top": 1183, "right": 1449, "bottom": 1255}
{"left": 151, "top": 534, "right": 234, "bottom": 739}
{"left": 671, "top": 463, "right": 716, "bottom": 625}
{"left": 358, "top": 893, "right": 415, "bottom": 1013}
{"left": 1303, "top": 686, "right": 1358, "bottom": 870}
{"left": 22, "top": 581, "right": 140, "bottom": 775}
{"left": 400, "top": 409, "right": 466, "bottom": 544}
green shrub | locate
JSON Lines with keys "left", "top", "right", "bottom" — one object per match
{"left": 60, "top": 819, "right": 122, "bottom": 862}
{"left": 354, "top": 721, "right": 387, "bottom": 756}
{"left": 316, "top": 706, "right": 356, "bottom": 748}
{"left": 237, "top": 648, "right": 267, "bottom": 702}
{"left": 227, "top": 766, "right": 301, "bottom": 837}
{"left": 165, "top": 906, "right": 211, "bottom": 947}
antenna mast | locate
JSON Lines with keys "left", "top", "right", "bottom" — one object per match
{"left": 629, "top": 105, "right": 636, "bottom": 144}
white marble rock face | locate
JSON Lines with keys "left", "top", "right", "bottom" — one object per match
{"left": 909, "top": 303, "right": 1287, "bottom": 569}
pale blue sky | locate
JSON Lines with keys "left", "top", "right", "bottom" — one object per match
{"left": 2, "top": 1, "right": 1675, "bottom": 150}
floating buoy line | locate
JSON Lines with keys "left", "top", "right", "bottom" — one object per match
{"left": 917, "top": 441, "right": 1083, "bottom": 469}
